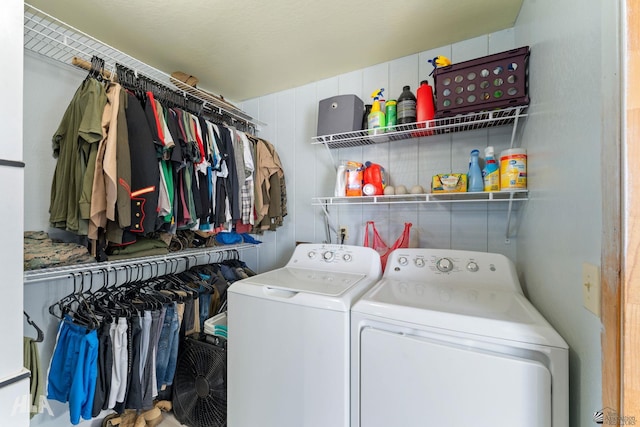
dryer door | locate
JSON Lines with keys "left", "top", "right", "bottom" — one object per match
{"left": 359, "top": 328, "right": 551, "bottom": 427}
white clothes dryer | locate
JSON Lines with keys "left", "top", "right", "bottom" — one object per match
{"left": 227, "top": 244, "right": 382, "bottom": 427}
{"left": 351, "top": 248, "right": 569, "bottom": 427}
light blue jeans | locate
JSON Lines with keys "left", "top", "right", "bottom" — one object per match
{"left": 155, "top": 302, "right": 180, "bottom": 389}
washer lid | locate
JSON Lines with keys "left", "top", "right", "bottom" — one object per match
{"left": 353, "top": 278, "right": 568, "bottom": 348}
{"left": 229, "top": 267, "right": 375, "bottom": 311}
{"left": 241, "top": 267, "right": 367, "bottom": 296}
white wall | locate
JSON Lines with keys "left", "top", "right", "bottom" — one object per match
{"left": 2, "top": 0, "right": 30, "bottom": 425}
{"left": 515, "top": 0, "right": 611, "bottom": 425}
{"left": 242, "top": 29, "right": 520, "bottom": 270}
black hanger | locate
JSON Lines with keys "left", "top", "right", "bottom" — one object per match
{"left": 88, "top": 55, "right": 105, "bottom": 82}
{"left": 24, "top": 311, "right": 44, "bottom": 343}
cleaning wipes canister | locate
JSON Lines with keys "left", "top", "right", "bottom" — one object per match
{"left": 499, "top": 148, "right": 527, "bottom": 190}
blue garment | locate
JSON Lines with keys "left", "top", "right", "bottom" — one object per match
{"left": 197, "top": 272, "right": 212, "bottom": 329}
{"left": 47, "top": 316, "right": 99, "bottom": 425}
{"left": 156, "top": 302, "right": 180, "bottom": 389}
{"left": 240, "top": 233, "right": 262, "bottom": 244}
{"left": 215, "top": 231, "right": 243, "bottom": 244}
{"left": 199, "top": 293, "right": 211, "bottom": 329}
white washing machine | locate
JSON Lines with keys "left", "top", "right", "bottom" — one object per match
{"left": 351, "top": 248, "right": 569, "bottom": 427}
{"left": 227, "top": 244, "right": 382, "bottom": 427}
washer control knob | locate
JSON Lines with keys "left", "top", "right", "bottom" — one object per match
{"left": 414, "top": 258, "right": 426, "bottom": 268}
{"left": 436, "top": 257, "right": 454, "bottom": 273}
{"left": 308, "top": 251, "right": 317, "bottom": 259}
{"left": 467, "top": 261, "right": 479, "bottom": 272}
{"left": 398, "top": 256, "right": 409, "bottom": 266}
{"left": 323, "top": 251, "right": 334, "bottom": 262}
{"left": 343, "top": 253, "right": 352, "bottom": 262}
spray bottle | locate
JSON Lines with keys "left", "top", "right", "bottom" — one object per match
{"left": 483, "top": 146, "right": 500, "bottom": 191}
{"left": 368, "top": 88, "right": 386, "bottom": 135}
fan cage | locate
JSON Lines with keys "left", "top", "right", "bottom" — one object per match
{"left": 173, "top": 336, "right": 227, "bottom": 427}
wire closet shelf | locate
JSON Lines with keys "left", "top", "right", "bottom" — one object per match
{"left": 23, "top": 2, "right": 263, "bottom": 129}
{"left": 312, "top": 189, "right": 529, "bottom": 206}
{"left": 311, "top": 105, "right": 527, "bottom": 149}
{"left": 23, "top": 243, "right": 258, "bottom": 285}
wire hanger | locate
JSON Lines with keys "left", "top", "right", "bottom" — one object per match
{"left": 24, "top": 311, "right": 44, "bottom": 343}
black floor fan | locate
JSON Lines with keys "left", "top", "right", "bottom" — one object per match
{"left": 172, "top": 335, "right": 227, "bottom": 427}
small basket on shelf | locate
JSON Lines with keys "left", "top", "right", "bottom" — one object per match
{"left": 434, "top": 46, "right": 530, "bottom": 118}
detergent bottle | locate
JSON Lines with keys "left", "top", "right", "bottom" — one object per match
{"left": 416, "top": 80, "right": 435, "bottom": 129}
{"left": 367, "top": 88, "right": 386, "bottom": 135}
{"left": 362, "top": 161, "right": 386, "bottom": 196}
{"left": 482, "top": 146, "right": 500, "bottom": 192}
{"left": 345, "top": 161, "right": 364, "bottom": 196}
{"left": 385, "top": 99, "right": 397, "bottom": 129}
{"left": 468, "top": 149, "right": 483, "bottom": 192}
{"left": 397, "top": 85, "right": 417, "bottom": 125}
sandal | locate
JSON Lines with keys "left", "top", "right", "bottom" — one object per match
{"left": 102, "top": 413, "right": 119, "bottom": 427}
{"left": 155, "top": 400, "right": 173, "bottom": 412}
{"left": 141, "top": 407, "right": 163, "bottom": 427}
{"left": 106, "top": 410, "right": 137, "bottom": 427}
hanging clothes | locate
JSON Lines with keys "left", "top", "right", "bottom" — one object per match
{"left": 49, "top": 66, "right": 285, "bottom": 260}
{"left": 49, "top": 77, "right": 107, "bottom": 234}
{"left": 238, "top": 130, "right": 255, "bottom": 227}
{"left": 45, "top": 256, "right": 254, "bottom": 423}
{"left": 252, "top": 137, "right": 287, "bottom": 233}
{"left": 89, "top": 83, "right": 121, "bottom": 240}
{"left": 122, "top": 91, "right": 160, "bottom": 239}
{"left": 24, "top": 312, "right": 44, "bottom": 419}
{"left": 47, "top": 316, "right": 99, "bottom": 425}
{"left": 106, "top": 88, "right": 133, "bottom": 244}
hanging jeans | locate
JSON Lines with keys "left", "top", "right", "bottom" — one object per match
{"left": 156, "top": 302, "right": 180, "bottom": 390}
{"left": 107, "top": 317, "right": 128, "bottom": 409}
{"left": 92, "top": 319, "right": 113, "bottom": 417}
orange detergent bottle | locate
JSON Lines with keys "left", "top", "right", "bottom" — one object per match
{"left": 345, "top": 161, "right": 364, "bottom": 196}
{"left": 362, "top": 161, "right": 386, "bottom": 196}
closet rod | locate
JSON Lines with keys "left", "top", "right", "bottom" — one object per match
{"left": 23, "top": 243, "right": 258, "bottom": 285}
{"left": 23, "top": 2, "right": 265, "bottom": 129}
{"left": 71, "top": 56, "right": 112, "bottom": 79}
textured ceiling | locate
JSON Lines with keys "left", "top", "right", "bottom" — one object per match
{"left": 27, "top": 0, "right": 523, "bottom": 102}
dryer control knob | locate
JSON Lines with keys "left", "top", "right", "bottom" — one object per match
{"left": 414, "top": 258, "right": 426, "bottom": 267}
{"left": 323, "top": 251, "right": 335, "bottom": 262}
{"left": 308, "top": 251, "right": 317, "bottom": 259}
{"left": 342, "top": 254, "right": 352, "bottom": 262}
{"left": 398, "top": 257, "right": 408, "bottom": 266}
{"left": 467, "top": 261, "right": 479, "bottom": 272}
{"left": 436, "top": 257, "right": 454, "bottom": 273}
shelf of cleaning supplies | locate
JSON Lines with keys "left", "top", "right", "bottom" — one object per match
{"left": 313, "top": 190, "right": 527, "bottom": 242}
{"left": 311, "top": 106, "right": 527, "bottom": 149}
{"left": 312, "top": 190, "right": 528, "bottom": 206}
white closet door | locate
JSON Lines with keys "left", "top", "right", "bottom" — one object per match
{"left": 359, "top": 328, "right": 551, "bottom": 427}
